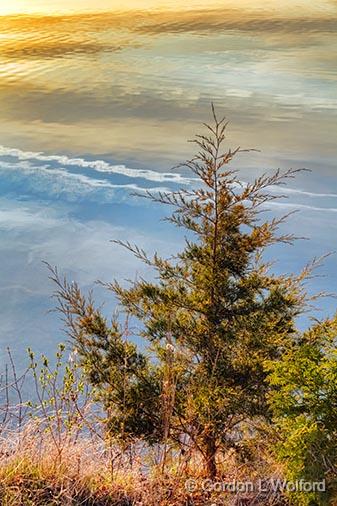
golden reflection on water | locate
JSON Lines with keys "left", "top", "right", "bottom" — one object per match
{"left": 0, "top": 0, "right": 335, "bottom": 15}
{"left": 0, "top": 2, "right": 336, "bottom": 171}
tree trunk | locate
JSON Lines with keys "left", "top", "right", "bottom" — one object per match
{"left": 203, "top": 434, "right": 217, "bottom": 479}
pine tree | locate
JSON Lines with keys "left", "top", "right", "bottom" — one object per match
{"left": 52, "top": 107, "right": 311, "bottom": 477}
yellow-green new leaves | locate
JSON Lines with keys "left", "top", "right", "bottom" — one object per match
{"left": 267, "top": 316, "right": 337, "bottom": 504}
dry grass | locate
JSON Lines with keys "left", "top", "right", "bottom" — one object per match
{"left": 0, "top": 421, "right": 288, "bottom": 506}
{"left": 0, "top": 348, "right": 288, "bottom": 505}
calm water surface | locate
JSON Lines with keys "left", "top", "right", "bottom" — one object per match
{"left": 0, "top": 0, "right": 337, "bottom": 364}
{"left": 0, "top": 1, "right": 336, "bottom": 170}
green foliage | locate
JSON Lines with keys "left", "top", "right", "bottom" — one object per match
{"left": 27, "top": 343, "right": 91, "bottom": 455}
{"left": 267, "top": 317, "right": 337, "bottom": 504}
{"left": 51, "top": 108, "right": 316, "bottom": 478}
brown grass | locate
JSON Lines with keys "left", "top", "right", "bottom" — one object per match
{"left": 0, "top": 347, "right": 288, "bottom": 505}
{"left": 0, "top": 420, "right": 287, "bottom": 506}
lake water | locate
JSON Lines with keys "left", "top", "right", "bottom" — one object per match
{"left": 0, "top": 1, "right": 337, "bottom": 367}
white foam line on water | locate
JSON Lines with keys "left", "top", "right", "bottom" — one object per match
{"left": 235, "top": 180, "right": 337, "bottom": 199}
{"left": 268, "top": 201, "right": 337, "bottom": 213}
{"left": 1, "top": 145, "right": 336, "bottom": 202}
{"left": 0, "top": 145, "right": 195, "bottom": 185}
{"left": 269, "top": 185, "right": 337, "bottom": 198}
{"left": 0, "top": 159, "right": 171, "bottom": 194}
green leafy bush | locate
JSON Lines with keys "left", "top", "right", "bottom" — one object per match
{"left": 267, "top": 317, "right": 337, "bottom": 504}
